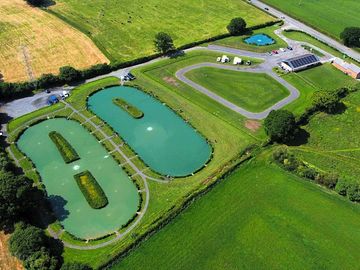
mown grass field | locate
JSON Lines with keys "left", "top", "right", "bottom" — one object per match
{"left": 293, "top": 88, "right": 360, "bottom": 182}
{"left": 212, "top": 24, "right": 288, "bottom": 53}
{"left": 283, "top": 64, "right": 358, "bottom": 116}
{"left": 185, "top": 67, "right": 289, "bottom": 112}
{"left": 49, "top": 0, "right": 273, "bottom": 62}
{"left": 261, "top": 0, "right": 360, "bottom": 40}
{"left": 112, "top": 152, "right": 360, "bottom": 270}
{"left": 0, "top": 0, "right": 108, "bottom": 82}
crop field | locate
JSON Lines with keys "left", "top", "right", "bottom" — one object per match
{"left": 0, "top": 0, "right": 108, "bottom": 82}
{"left": 112, "top": 152, "right": 360, "bottom": 270}
{"left": 283, "top": 64, "right": 358, "bottom": 116}
{"left": 48, "top": 0, "right": 273, "bottom": 62}
{"left": 293, "top": 88, "right": 360, "bottom": 182}
{"left": 185, "top": 67, "right": 289, "bottom": 112}
{"left": 212, "top": 24, "right": 288, "bottom": 53}
{"left": 261, "top": 0, "right": 360, "bottom": 40}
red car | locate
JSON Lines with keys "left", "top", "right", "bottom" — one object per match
{"left": 272, "top": 50, "right": 278, "bottom": 54}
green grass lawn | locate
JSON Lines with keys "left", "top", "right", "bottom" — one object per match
{"left": 48, "top": 0, "right": 273, "bottom": 62}
{"left": 112, "top": 152, "right": 360, "bottom": 270}
{"left": 283, "top": 64, "right": 358, "bottom": 116}
{"left": 261, "top": 0, "right": 360, "bottom": 40}
{"left": 185, "top": 67, "right": 289, "bottom": 112}
{"left": 282, "top": 30, "right": 359, "bottom": 64}
{"left": 212, "top": 24, "right": 288, "bottom": 53}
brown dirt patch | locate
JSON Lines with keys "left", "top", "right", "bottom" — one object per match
{"left": 163, "top": 76, "right": 180, "bottom": 87}
{"left": 245, "top": 120, "right": 261, "bottom": 132}
{"left": 0, "top": 232, "right": 23, "bottom": 270}
{"left": 0, "top": 0, "right": 109, "bottom": 82}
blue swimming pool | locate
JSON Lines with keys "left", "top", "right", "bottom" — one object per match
{"left": 244, "top": 34, "right": 275, "bottom": 46}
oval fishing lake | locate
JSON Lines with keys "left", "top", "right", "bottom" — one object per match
{"left": 17, "top": 118, "right": 139, "bottom": 239}
{"left": 87, "top": 86, "right": 212, "bottom": 177}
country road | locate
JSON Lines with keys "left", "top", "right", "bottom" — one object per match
{"left": 250, "top": 0, "right": 360, "bottom": 62}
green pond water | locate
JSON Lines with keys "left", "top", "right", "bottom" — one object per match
{"left": 88, "top": 86, "right": 212, "bottom": 176}
{"left": 17, "top": 118, "right": 139, "bottom": 239}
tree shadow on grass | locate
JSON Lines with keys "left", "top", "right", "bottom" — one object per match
{"left": 169, "top": 50, "right": 186, "bottom": 59}
{"left": 286, "top": 128, "right": 310, "bottom": 146}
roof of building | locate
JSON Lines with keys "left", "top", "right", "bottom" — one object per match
{"left": 282, "top": 54, "right": 320, "bottom": 70}
{"left": 333, "top": 58, "right": 360, "bottom": 73}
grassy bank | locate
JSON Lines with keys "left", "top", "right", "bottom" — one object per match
{"left": 74, "top": 171, "right": 108, "bottom": 209}
{"left": 112, "top": 151, "right": 360, "bottom": 270}
{"left": 49, "top": 131, "right": 80, "bottom": 163}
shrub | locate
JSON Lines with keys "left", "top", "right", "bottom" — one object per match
{"left": 49, "top": 131, "right": 80, "bottom": 164}
{"left": 59, "top": 66, "right": 82, "bottom": 83}
{"left": 113, "top": 98, "right": 144, "bottom": 119}
{"left": 24, "top": 248, "right": 58, "bottom": 270}
{"left": 340, "top": 27, "right": 360, "bottom": 47}
{"left": 227, "top": 17, "right": 247, "bottom": 35}
{"left": 315, "top": 173, "right": 338, "bottom": 189}
{"left": 74, "top": 171, "right": 108, "bottom": 209}
{"left": 347, "top": 182, "right": 360, "bottom": 202}
{"left": 61, "top": 262, "right": 92, "bottom": 270}
{"left": 335, "top": 179, "right": 349, "bottom": 196}
{"left": 297, "top": 166, "right": 317, "bottom": 180}
{"left": 24, "top": 0, "right": 45, "bottom": 6}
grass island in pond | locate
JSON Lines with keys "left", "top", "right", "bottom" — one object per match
{"left": 49, "top": 131, "right": 80, "bottom": 164}
{"left": 16, "top": 118, "right": 139, "bottom": 239}
{"left": 74, "top": 171, "right": 109, "bottom": 209}
{"left": 88, "top": 86, "right": 212, "bottom": 177}
{"left": 113, "top": 98, "right": 144, "bottom": 119}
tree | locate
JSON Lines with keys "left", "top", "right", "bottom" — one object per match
{"left": 24, "top": 248, "right": 58, "bottom": 270}
{"left": 154, "top": 32, "right": 175, "bottom": 54}
{"left": 227, "top": 17, "right": 247, "bottom": 35}
{"left": 0, "top": 172, "right": 35, "bottom": 229}
{"left": 264, "top": 110, "right": 297, "bottom": 143}
{"left": 311, "top": 90, "right": 341, "bottom": 113}
{"left": 59, "top": 66, "right": 82, "bottom": 83}
{"left": 24, "top": 0, "right": 46, "bottom": 7}
{"left": 61, "top": 262, "right": 92, "bottom": 270}
{"left": 340, "top": 27, "right": 360, "bottom": 47}
{"left": 9, "top": 223, "right": 46, "bottom": 260}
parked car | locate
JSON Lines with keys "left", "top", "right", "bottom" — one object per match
{"left": 45, "top": 89, "right": 51, "bottom": 94}
{"left": 127, "top": 72, "right": 136, "bottom": 80}
{"left": 287, "top": 46, "right": 293, "bottom": 50}
{"left": 264, "top": 7, "right": 269, "bottom": 10}
{"left": 272, "top": 50, "right": 278, "bottom": 54}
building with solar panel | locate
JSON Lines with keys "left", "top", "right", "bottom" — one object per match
{"left": 280, "top": 54, "right": 320, "bottom": 72}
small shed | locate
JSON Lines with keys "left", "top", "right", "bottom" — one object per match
{"left": 332, "top": 58, "right": 360, "bottom": 79}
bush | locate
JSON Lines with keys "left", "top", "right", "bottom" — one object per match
{"left": 315, "top": 173, "right": 338, "bottom": 189}
{"left": 347, "top": 182, "right": 360, "bottom": 202}
{"left": 74, "top": 171, "right": 108, "bottom": 209}
{"left": 61, "top": 262, "right": 92, "bottom": 270}
{"left": 335, "top": 179, "right": 349, "bottom": 196}
{"left": 227, "top": 17, "right": 247, "bottom": 35}
{"left": 24, "top": 0, "right": 45, "bottom": 6}
{"left": 297, "top": 166, "right": 317, "bottom": 180}
{"left": 59, "top": 66, "right": 82, "bottom": 83}
{"left": 24, "top": 248, "right": 58, "bottom": 270}
{"left": 49, "top": 131, "right": 80, "bottom": 164}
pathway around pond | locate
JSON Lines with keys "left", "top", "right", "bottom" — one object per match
{"left": 175, "top": 61, "right": 300, "bottom": 119}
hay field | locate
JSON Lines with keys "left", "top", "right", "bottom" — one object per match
{"left": 0, "top": 0, "right": 109, "bottom": 83}
{"left": 0, "top": 233, "right": 23, "bottom": 270}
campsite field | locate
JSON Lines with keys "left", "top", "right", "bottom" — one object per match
{"left": 0, "top": 0, "right": 108, "bottom": 83}
{"left": 111, "top": 152, "right": 360, "bottom": 270}
{"left": 185, "top": 67, "right": 289, "bottom": 112}
{"left": 48, "top": 0, "right": 273, "bottom": 62}
{"left": 261, "top": 0, "right": 360, "bottom": 40}
{"left": 212, "top": 24, "right": 287, "bottom": 53}
{"left": 283, "top": 64, "right": 358, "bottom": 116}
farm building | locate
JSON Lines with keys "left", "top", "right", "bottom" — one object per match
{"left": 280, "top": 54, "right": 320, "bottom": 72}
{"left": 332, "top": 58, "right": 360, "bottom": 79}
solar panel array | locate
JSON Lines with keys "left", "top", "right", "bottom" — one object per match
{"left": 286, "top": 54, "right": 319, "bottom": 69}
